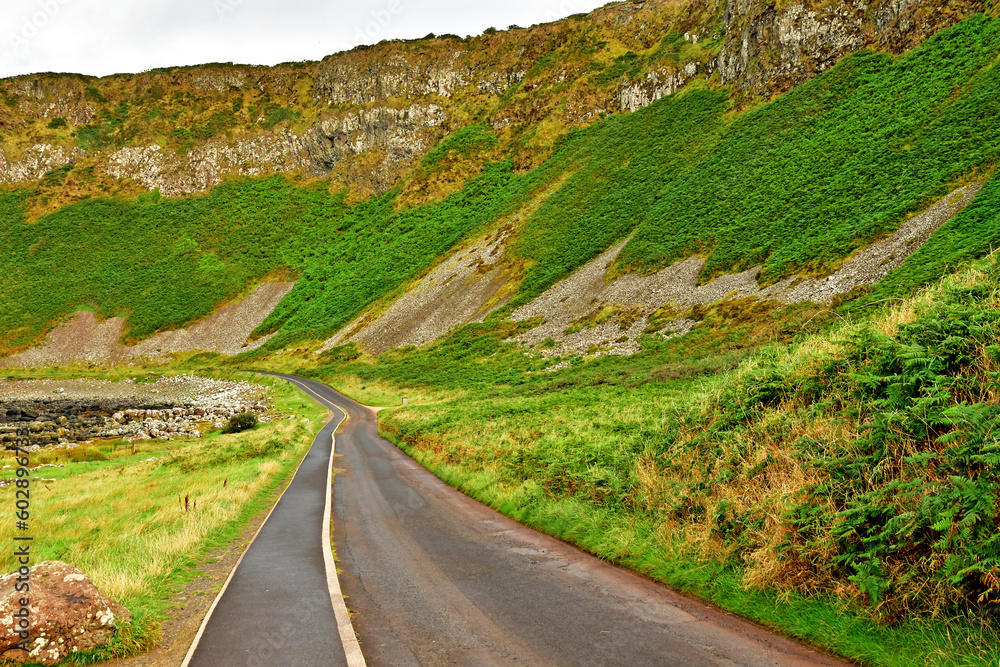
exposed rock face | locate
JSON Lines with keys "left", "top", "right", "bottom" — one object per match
{"left": 106, "top": 135, "right": 307, "bottom": 198}
{"left": 311, "top": 51, "right": 526, "bottom": 104}
{"left": 618, "top": 62, "right": 699, "bottom": 112}
{"left": 5, "top": 77, "right": 96, "bottom": 125}
{"left": 301, "top": 104, "right": 447, "bottom": 190}
{"left": 716, "top": 0, "right": 980, "bottom": 98}
{"left": 0, "top": 562, "right": 129, "bottom": 666}
{"left": 0, "top": 0, "right": 979, "bottom": 197}
{"left": 103, "top": 106, "right": 447, "bottom": 197}
{"left": 0, "top": 145, "right": 84, "bottom": 185}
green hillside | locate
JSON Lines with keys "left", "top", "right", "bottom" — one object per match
{"left": 2, "top": 14, "right": 999, "bottom": 355}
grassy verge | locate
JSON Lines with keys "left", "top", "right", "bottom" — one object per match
{"left": 383, "top": 430, "right": 1000, "bottom": 666}
{"left": 0, "top": 371, "right": 329, "bottom": 662}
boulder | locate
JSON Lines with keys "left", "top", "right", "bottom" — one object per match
{"left": 0, "top": 561, "right": 130, "bottom": 665}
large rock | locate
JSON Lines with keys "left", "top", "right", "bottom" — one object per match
{"left": 0, "top": 561, "right": 130, "bottom": 665}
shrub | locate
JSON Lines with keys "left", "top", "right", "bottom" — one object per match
{"left": 47, "top": 117, "right": 67, "bottom": 129}
{"left": 263, "top": 107, "right": 299, "bottom": 130}
{"left": 223, "top": 412, "right": 258, "bottom": 434}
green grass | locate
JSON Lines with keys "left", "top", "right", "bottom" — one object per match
{"left": 384, "top": 432, "right": 1000, "bottom": 666}
{"left": 297, "top": 256, "right": 1000, "bottom": 665}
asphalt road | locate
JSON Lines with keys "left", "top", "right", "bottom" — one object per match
{"left": 187, "top": 390, "right": 349, "bottom": 667}
{"left": 271, "top": 374, "right": 850, "bottom": 667}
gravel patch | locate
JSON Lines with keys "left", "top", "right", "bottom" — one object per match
{"left": 320, "top": 229, "right": 515, "bottom": 356}
{"left": 132, "top": 282, "right": 295, "bottom": 357}
{"left": 761, "top": 182, "right": 984, "bottom": 303}
{"left": 511, "top": 183, "right": 983, "bottom": 357}
{"left": 0, "top": 283, "right": 294, "bottom": 368}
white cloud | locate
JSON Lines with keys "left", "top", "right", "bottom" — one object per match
{"left": 0, "top": 0, "right": 610, "bottom": 78}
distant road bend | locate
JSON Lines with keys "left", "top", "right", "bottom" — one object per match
{"left": 192, "top": 373, "right": 851, "bottom": 666}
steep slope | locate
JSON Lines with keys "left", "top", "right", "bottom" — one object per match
{"left": 0, "top": 283, "right": 293, "bottom": 367}
{"left": 0, "top": 4, "right": 997, "bottom": 363}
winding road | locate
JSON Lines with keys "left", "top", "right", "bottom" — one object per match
{"left": 188, "top": 374, "right": 850, "bottom": 666}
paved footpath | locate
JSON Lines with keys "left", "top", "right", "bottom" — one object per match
{"left": 186, "top": 383, "right": 350, "bottom": 667}
{"left": 272, "top": 374, "right": 852, "bottom": 667}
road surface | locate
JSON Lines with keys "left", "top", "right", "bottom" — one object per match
{"left": 271, "top": 374, "right": 850, "bottom": 667}
{"left": 186, "top": 389, "right": 350, "bottom": 667}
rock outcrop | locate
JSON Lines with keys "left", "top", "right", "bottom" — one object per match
{"left": 0, "top": 562, "right": 129, "bottom": 666}
{"left": 0, "top": 145, "right": 84, "bottom": 185}
{"left": 716, "top": 0, "right": 983, "bottom": 98}
{"left": 618, "top": 62, "right": 700, "bottom": 113}
{"left": 300, "top": 104, "right": 447, "bottom": 194}
{"left": 106, "top": 135, "right": 307, "bottom": 198}
{"left": 0, "top": 375, "right": 276, "bottom": 448}
{"left": 0, "top": 0, "right": 977, "bottom": 198}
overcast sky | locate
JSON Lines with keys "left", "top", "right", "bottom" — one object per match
{"left": 0, "top": 0, "right": 611, "bottom": 79}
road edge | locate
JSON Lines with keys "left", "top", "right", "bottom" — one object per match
{"left": 281, "top": 376, "right": 367, "bottom": 667}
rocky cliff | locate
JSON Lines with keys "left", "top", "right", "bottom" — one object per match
{"left": 0, "top": 0, "right": 985, "bottom": 206}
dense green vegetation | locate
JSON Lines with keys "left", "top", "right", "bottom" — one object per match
{"left": 254, "top": 163, "right": 530, "bottom": 344}
{"left": 862, "top": 172, "right": 1000, "bottom": 304}
{"left": 0, "top": 179, "right": 331, "bottom": 350}
{"left": 4, "top": 15, "right": 999, "bottom": 356}
{"left": 420, "top": 122, "right": 498, "bottom": 167}
{"left": 617, "top": 14, "right": 1000, "bottom": 281}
